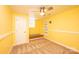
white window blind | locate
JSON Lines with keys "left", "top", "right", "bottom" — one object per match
{"left": 29, "top": 15, "right": 35, "bottom": 28}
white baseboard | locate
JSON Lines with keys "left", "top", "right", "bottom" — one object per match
{"left": 47, "top": 39, "right": 79, "bottom": 53}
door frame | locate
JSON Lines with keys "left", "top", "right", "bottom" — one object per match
{"left": 13, "top": 14, "right": 29, "bottom": 46}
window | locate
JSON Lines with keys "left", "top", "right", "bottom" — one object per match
{"left": 29, "top": 15, "right": 35, "bottom": 28}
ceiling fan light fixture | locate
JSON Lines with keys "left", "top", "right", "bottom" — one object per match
{"left": 40, "top": 7, "right": 45, "bottom": 16}
{"left": 40, "top": 11, "right": 45, "bottom": 16}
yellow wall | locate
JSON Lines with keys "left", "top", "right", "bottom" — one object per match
{"left": 0, "top": 6, "right": 12, "bottom": 34}
{"left": 0, "top": 34, "right": 14, "bottom": 54}
{"left": 0, "top": 6, "right": 14, "bottom": 54}
{"left": 29, "top": 19, "right": 43, "bottom": 35}
{"left": 44, "top": 6, "right": 79, "bottom": 51}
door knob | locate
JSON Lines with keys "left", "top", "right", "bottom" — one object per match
{"left": 24, "top": 31, "right": 26, "bottom": 33}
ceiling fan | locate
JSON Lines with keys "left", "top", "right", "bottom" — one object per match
{"left": 40, "top": 6, "right": 53, "bottom": 16}
{"left": 29, "top": 6, "right": 53, "bottom": 16}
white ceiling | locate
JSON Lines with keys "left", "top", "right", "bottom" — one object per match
{"left": 11, "top": 5, "right": 78, "bottom": 19}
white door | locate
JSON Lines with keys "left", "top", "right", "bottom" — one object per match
{"left": 15, "top": 16, "right": 27, "bottom": 45}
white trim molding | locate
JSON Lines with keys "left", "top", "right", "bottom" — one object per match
{"left": 47, "top": 29, "right": 79, "bottom": 53}
{"left": 52, "top": 29, "right": 79, "bottom": 34}
{"left": 0, "top": 31, "right": 14, "bottom": 39}
{"left": 48, "top": 39, "right": 79, "bottom": 53}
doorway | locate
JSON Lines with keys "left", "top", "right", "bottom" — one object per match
{"left": 15, "top": 16, "right": 28, "bottom": 45}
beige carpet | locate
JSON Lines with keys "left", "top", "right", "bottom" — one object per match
{"left": 10, "top": 38, "right": 78, "bottom": 54}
